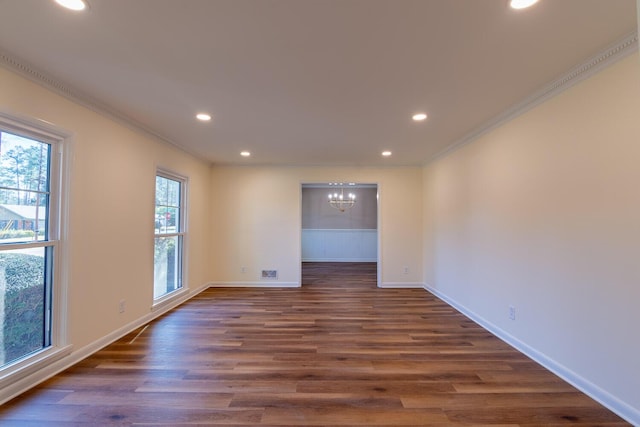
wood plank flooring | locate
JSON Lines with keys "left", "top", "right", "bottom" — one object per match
{"left": 0, "top": 262, "right": 629, "bottom": 426}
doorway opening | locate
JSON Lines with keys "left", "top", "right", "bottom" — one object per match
{"left": 300, "top": 183, "right": 379, "bottom": 287}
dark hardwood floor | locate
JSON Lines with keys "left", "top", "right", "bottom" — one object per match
{"left": 0, "top": 262, "right": 628, "bottom": 425}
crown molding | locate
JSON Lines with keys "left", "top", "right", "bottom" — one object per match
{"left": 429, "top": 31, "right": 639, "bottom": 164}
{"left": 0, "top": 49, "right": 206, "bottom": 163}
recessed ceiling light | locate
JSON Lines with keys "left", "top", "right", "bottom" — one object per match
{"left": 510, "top": 0, "right": 539, "bottom": 9}
{"left": 196, "top": 113, "right": 211, "bottom": 121}
{"left": 54, "top": 0, "right": 87, "bottom": 11}
{"left": 240, "top": 151, "right": 251, "bottom": 157}
{"left": 381, "top": 151, "right": 392, "bottom": 157}
{"left": 412, "top": 113, "right": 427, "bottom": 121}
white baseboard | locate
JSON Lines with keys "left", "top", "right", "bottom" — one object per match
{"left": 208, "top": 281, "right": 300, "bottom": 288}
{"left": 379, "top": 282, "right": 425, "bottom": 288}
{"left": 423, "top": 284, "right": 640, "bottom": 426}
{"left": 0, "top": 282, "right": 210, "bottom": 406}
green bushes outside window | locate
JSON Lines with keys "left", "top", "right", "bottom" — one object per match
{"left": 0, "top": 253, "right": 45, "bottom": 364}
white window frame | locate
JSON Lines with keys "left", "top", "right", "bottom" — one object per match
{"left": 152, "top": 169, "right": 188, "bottom": 309}
{"left": 0, "top": 111, "right": 72, "bottom": 396}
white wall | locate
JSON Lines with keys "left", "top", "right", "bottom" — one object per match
{"left": 302, "top": 229, "right": 377, "bottom": 262}
{"left": 0, "top": 66, "right": 212, "bottom": 387}
{"left": 422, "top": 54, "right": 640, "bottom": 423}
{"left": 210, "top": 166, "right": 423, "bottom": 287}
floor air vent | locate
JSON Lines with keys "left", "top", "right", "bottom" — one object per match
{"left": 261, "top": 270, "right": 278, "bottom": 280}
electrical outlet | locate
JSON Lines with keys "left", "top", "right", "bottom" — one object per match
{"left": 119, "top": 299, "right": 126, "bottom": 314}
{"left": 403, "top": 266, "right": 409, "bottom": 275}
{"left": 509, "top": 305, "right": 516, "bottom": 320}
{"left": 241, "top": 266, "right": 247, "bottom": 274}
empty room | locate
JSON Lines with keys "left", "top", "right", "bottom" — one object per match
{"left": 0, "top": 0, "right": 638, "bottom": 425}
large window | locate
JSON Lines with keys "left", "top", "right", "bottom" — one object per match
{"left": 0, "top": 128, "right": 56, "bottom": 369}
{"left": 154, "top": 172, "right": 186, "bottom": 300}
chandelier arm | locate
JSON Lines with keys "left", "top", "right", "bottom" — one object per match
{"left": 328, "top": 185, "right": 356, "bottom": 212}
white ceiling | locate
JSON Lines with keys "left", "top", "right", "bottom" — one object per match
{"left": 0, "top": 0, "right": 636, "bottom": 166}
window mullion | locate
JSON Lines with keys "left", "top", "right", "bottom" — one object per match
{"left": 155, "top": 233, "right": 184, "bottom": 238}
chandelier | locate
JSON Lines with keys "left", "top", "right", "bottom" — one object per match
{"left": 328, "top": 184, "right": 356, "bottom": 212}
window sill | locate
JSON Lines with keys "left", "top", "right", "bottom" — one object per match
{"left": 151, "top": 287, "right": 190, "bottom": 312}
{"left": 0, "top": 344, "right": 73, "bottom": 390}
